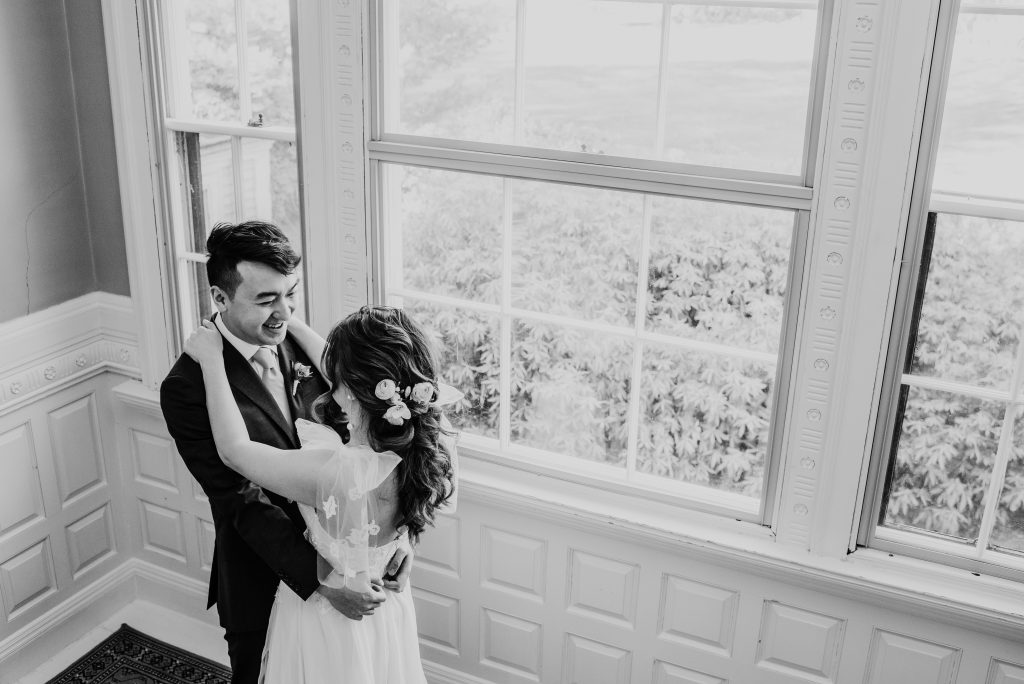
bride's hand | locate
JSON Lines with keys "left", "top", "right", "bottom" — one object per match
{"left": 184, "top": 320, "right": 224, "bottom": 368}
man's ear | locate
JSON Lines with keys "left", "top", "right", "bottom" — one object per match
{"left": 210, "top": 286, "right": 231, "bottom": 313}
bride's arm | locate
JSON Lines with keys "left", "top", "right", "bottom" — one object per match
{"left": 286, "top": 317, "right": 327, "bottom": 379}
{"left": 185, "top": 321, "right": 331, "bottom": 506}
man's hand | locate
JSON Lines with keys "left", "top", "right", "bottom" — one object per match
{"left": 316, "top": 582, "right": 386, "bottom": 620}
{"left": 382, "top": 537, "right": 414, "bottom": 592}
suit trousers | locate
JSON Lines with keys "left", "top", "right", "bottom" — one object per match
{"left": 224, "top": 628, "right": 267, "bottom": 684}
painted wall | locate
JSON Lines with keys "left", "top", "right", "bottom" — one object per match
{"left": 66, "top": 0, "right": 129, "bottom": 298}
{"left": 0, "top": 0, "right": 129, "bottom": 324}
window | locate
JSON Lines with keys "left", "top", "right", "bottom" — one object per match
{"left": 865, "top": 1, "right": 1024, "bottom": 578}
{"left": 152, "top": 0, "right": 302, "bottom": 332}
{"left": 370, "top": 0, "right": 827, "bottom": 519}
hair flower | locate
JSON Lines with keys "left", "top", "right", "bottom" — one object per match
{"left": 374, "top": 379, "right": 397, "bottom": 401}
{"left": 383, "top": 402, "right": 411, "bottom": 426}
{"left": 410, "top": 382, "right": 435, "bottom": 405}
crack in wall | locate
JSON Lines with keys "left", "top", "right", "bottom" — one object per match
{"left": 22, "top": 174, "right": 77, "bottom": 315}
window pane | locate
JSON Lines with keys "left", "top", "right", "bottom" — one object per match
{"left": 402, "top": 298, "right": 499, "bottom": 439}
{"left": 907, "top": 214, "right": 1024, "bottom": 389}
{"left": 520, "top": 1, "right": 661, "bottom": 158}
{"left": 186, "top": 0, "right": 240, "bottom": 120}
{"left": 187, "top": 261, "right": 214, "bottom": 327}
{"left": 179, "top": 133, "right": 237, "bottom": 247}
{"left": 246, "top": 0, "right": 295, "bottom": 126}
{"left": 663, "top": 5, "right": 817, "bottom": 173}
{"left": 646, "top": 197, "right": 793, "bottom": 353}
{"left": 638, "top": 344, "right": 772, "bottom": 498}
{"left": 380, "top": 0, "right": 820, "bottom": 173}
{"left": 241, "top": 139, "right": 301, "bottom": 247}
{"left": 511, "top": 180, "right": 643, "bottom": 327}
{"left": 387, "top": 0, "right": 516, "bottom": 143}
{"left": 932, "top": 12, "right": 1024, "bottom": 201}
{"left": 386, "top": 166, "right": 504, "bottom": 304}
{"left": 883, "top": 386, "right": 1003, "bottom": 543}
{"left": 511, "top": 319, "right": 631, "bottom": 465}
{"left": 991, "top": 406, "right": 1024, "bottom": 555}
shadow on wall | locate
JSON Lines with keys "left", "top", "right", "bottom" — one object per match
{"left": 0, "top": 0, "right": 129, "bottom": 324}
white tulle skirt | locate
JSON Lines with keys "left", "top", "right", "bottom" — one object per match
{"left": 259, "top": 582, "right": 426, "bottom": 683}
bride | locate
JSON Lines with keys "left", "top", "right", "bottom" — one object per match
{"left": 185, "top": 305, "right": 460, "bottom": 683}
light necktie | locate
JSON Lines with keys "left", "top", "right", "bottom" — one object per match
{"left": 252, "top": 346, "right": 291, "bottom": 421}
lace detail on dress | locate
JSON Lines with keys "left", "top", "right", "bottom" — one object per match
{"left": 294, "top": 419, "right": 402, "bottom": 591}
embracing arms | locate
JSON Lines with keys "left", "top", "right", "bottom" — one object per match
{"left": 184, "top": 321, "right": 330, "bottom": 507}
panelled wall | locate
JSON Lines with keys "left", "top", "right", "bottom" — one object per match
{"left": 0, "top": 294, "right": 142, "bottom": 682}
{"left": 413, "top": 500, "right": 1024, "bottom": 684}
{"left": 2, "top": 294, "right": 1024, "bottom": 683}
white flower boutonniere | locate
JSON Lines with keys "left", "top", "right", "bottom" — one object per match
{"left": 292, "top": 362, "right": 313, "bottom": 396}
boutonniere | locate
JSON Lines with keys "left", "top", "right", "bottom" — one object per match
{"left": 291, "top": 362, "right": 313, "bottom": 396}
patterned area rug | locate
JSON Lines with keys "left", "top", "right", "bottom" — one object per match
{"left": 48, "top": 623, "right": 230, "bottom": 683}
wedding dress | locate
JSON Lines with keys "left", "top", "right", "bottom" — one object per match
{"left": 258, "top": 419, "right": 428, "bottom": 683}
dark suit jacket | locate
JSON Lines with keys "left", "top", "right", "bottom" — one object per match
{"left": 160, "top": 325, "right": 332, "bottom": 632}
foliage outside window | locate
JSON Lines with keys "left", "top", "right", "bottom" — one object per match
{"left": 156, "top": 0, "right": 301, "bottom": 330}
{"left": 374, "top": 0, "right": 824, "bottom": 517}
{"left": 872, "top": 3, "right": 1024, "bottom": 573}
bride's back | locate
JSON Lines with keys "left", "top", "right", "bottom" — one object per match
{"left": 369, "top": 471, "right": 402, "bottom": 546}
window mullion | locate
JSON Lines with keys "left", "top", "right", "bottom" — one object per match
{"left": 975, "top": 401, "right": 1018, "bottom": 557}
{"left": 653, "top": 3, "right": 672, "bottom": 156}
{"left": 500, "top": 178, "right": 513, "bottom": 451}
{"left": 975, "top": 337, "right": 1024, "bottom": 555}
{"left": 236, "top": 0, "right": 251, "bottom": 123}
{"left": 626, "top": 198, "right": 655, "bottom": 479}
{"left": 513, "top": 0, "right": 527, "bottom": 145}
{"left": 230, "top": 136, "right": 244, "bottom": 220}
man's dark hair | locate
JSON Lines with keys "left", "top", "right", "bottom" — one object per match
{"left": 206, "top": 221, "right": 301, "bottom": 297}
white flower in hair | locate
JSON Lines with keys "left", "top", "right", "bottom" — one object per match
{"left": 374, "top": 379, "right": 397, "bottom": 401}
{"left": 410, "top": 382, "right": 434, "bottom": 405}
{"left": 383, "top": 402, "right": 411, "bottom": 425}
{"left": 367, "top": 522, "right": 381, "bottom": 536}
{"left": 322, "top": 495, "right": 338, "bottom": 519}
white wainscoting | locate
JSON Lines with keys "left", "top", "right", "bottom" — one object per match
{"left": 0, "top": 293, "right": 141, "bottom": 682}
{"left": 3, "top": 293, "right": 1024, "bottom": 684}
{"left": 414, "top": 498, "right": 1024, "bottom": 684}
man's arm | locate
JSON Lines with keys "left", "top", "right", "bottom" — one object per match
{"left": 160, "top": 369, "right": 322, "bottom": 600}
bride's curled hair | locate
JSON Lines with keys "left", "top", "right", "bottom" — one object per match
{"left": 315, "top": 306, "right": 455, "bottom": 541}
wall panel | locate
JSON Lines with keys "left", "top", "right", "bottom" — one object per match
{"left": 0, "top": 424, "right": 45, "bottom": 536}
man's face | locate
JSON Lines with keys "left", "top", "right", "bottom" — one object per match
{"left": 212, "top": 260, "right": 299, "bottom": 346}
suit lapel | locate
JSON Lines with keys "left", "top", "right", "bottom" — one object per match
{"left": 221, "top": 341, "right": 297, "bottom": 447}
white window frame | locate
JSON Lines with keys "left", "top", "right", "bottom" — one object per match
{"left": 366, "top": 0, "right": 836, "bottom": 524}
{"left": 101, "top": 0, "right": 1024, "bottom": 630}
{"left": 860, "top": 0, "right": 1024, "bottom": 582}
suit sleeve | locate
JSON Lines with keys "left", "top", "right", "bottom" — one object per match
{"left": 160, "top": 369, "right": 321, "bottom": 600}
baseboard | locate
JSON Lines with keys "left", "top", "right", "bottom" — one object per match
{"left": 0, "top": 558, "right": 136, "bottom": 684}
{"left": 129, "top": 558, "right": 217, "bottom": 628}
{"left": 424, "top": 661, "right": 496, "bottom": 684}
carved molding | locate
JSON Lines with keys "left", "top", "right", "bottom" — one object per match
{"left": 0, "top": 294, "right": 139, "bottom": 417}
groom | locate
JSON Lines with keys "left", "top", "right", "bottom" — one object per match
{"left": 160, "top": 221, "right": 411, "bottom": 683}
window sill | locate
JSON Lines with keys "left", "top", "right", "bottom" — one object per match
{"left": 459, "top": 448, "right": 1024, "bottom": 642}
